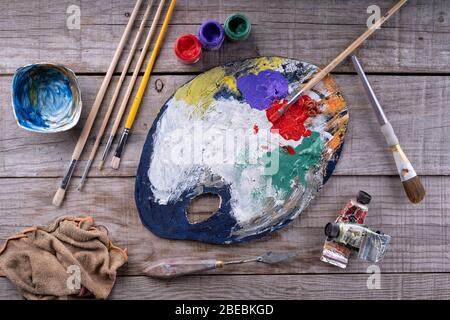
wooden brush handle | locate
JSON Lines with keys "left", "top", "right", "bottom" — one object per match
{"left": 109, "top": 0, "right": 166, "bottom": 137}
{"left": 125, "top": 0, "right": 177, "bottom": 130}
{"left": 143, "top": 258, "right": 223, "bottom": 279}
{"left": 301, "top": 0, "right": 407, "bottom": 94}
{"left": 70, "top": 0, "right": 143, "bottom": 160}
{"left": 86, "top": 1, "right": 154, "bottom": 162}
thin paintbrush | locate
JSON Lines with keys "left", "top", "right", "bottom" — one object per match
{"left": 52, "top": 0, "right": 143, "bottom": 206}
{"left": 111, "top": 0, "right": 177, "bottom": 170}
{"left": 98, "top": 0, "right": 167, "bottom": 171}
{"left": 269, "top": 0, "right": 408, "bottom": 123}
{"left": 351, "top": 55, "right": 425, "bottom": 204}
{"left": 77, "top": 0, "right": 155, "bottom": 190}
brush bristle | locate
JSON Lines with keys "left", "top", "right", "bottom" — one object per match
{"left": 111, "top": 156, "right": 121, "bottom": 170}
{"left": 98, "top": 160, "right": 105, "bottom": 171}
{"left": 402, "top": 176, "right": 426, "bottom": 204}
{"left": 52, "top": 188, "right": 66, "bottom": 207}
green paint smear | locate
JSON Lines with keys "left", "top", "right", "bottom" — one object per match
{"left": 232, "top": 131, "right": 323, "bottom": 204}
{"left": 266, "top": 131, "right": 324, "bottom": 194}
{"left": 29, "top": 86, "right": 38, "bottom": 108}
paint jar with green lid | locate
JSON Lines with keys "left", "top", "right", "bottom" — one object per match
{"left": 224, "top": 13, "right": 251, "bottom": 41}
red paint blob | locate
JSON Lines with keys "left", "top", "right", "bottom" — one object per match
{"left": 253, "top": 124, "right": 259, "bottom": 134}
{"left": 266, "top": 96, "right": 313, "bottom": 141}
{"left": 282, "top": 145, "right": 296, "bottom": 155}
{"left": 174, "top": 34, "right": 202, "bottom": 64}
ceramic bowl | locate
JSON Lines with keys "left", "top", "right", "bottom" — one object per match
{"left": 11, "top": 63, "right": 82, "bottom": 133}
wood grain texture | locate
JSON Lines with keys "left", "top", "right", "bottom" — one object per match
{"left": 0, "top": 176, "right": 449, "bottom": 275}
{"left": 0, "top": 0, "right": 448, "bottom": 300}
{"left": 0, "top": 0, "right": 449, "bottom": 73}
{"left": 2, "top": 74, "right": 449, "bottom": 177}
{"left": 1, "top": 0, "right": 447, "bottom": 29}
{"left": 1, "top": 273, "right": 450, "bottom": 300}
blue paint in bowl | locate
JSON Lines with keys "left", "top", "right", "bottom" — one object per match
{"left": 11, "top": 63, "right": 82, "bottom": 133}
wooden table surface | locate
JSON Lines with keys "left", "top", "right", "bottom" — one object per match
{"left": 1, "top": 0, "right": 449, "bottom": 300}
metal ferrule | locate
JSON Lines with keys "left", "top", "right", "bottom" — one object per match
{"left": 114, "top": 128, "right": 130, "bottom": 158}
{"left": 101, "top": 134, "right": 115, "bottom": 162}
{"left": 78, "top": 159, "right": 93, "bottom": 189}
{"left": 60, "top": 159, "right": 77, "bottom": 190}
{"left": 286, "top": 88, "right": 304, "bottom": 108}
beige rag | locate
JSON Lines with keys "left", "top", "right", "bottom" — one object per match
{"left": 0, "top": 216, "right": 128, "bottom": 300}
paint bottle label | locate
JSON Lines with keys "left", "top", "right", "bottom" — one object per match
{"left": 334, "top": 223, "right": 366, "bottom": 249}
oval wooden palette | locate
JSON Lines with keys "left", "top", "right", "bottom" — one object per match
{"left": 135, "top": 56, "right": 348, "bottom": 244}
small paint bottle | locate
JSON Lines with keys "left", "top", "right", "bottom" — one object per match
{"left": 174, "top": 34, "right": 202, "bottom": 64}
{"left": 336, "top": 190, "right": 372, "bottom": 224}
{"left": 198, "top": 20, "right": 225, "bottom": 50}
{"left": 224, "top": 13, "right": 251, "bottom": 41}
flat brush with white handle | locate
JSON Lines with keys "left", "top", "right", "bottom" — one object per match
{"left": 351, "top": 55, "right": 425, "bottom": 204}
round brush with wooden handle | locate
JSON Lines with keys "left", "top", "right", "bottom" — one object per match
{"left": 351, "top": 55, "right": 425, "bottom": 204}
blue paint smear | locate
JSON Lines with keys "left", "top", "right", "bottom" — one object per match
{"left": 213, "top": 85, "right": 241, "bottom": 102}
{"left": 12, "top": 64, "right": 78, "bottom": 132}
{"left": 135, "top": 102, "right": 239, "bottom": 244}
{"left": 237, "top": 69, "right": 288, "bottom": 110}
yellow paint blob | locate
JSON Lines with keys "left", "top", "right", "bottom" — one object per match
{"left": 222, "top": 75, "right": 238, "bottom": 94}
{"left": 253, "top": 56, "right": 285, "bottom": 73}
{"left": 174, "top": 67, "right": 226, "bottom": 115}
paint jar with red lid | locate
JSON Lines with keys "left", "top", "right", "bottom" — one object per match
{"left": 174, "top": 34, "right": 202, "bottom": 64}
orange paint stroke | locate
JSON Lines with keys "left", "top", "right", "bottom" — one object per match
{"left": 323, "top": 94, "right": 346, "bottom": 114}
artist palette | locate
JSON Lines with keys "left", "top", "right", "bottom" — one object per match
{"left": 136, "top": 56, "right": 348, "bottom": 244}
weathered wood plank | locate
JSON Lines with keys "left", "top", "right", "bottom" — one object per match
{"left": 110, "top": 273, "right": 450, "bottom": 300}
{"left": 3, "top": 0, "right": 445, "bottom": 29}
{"left": 1, "top": 273, "right": 450, "bottom": 300}
{"left": 1, "top": 74, "right": 448, "bottom": 177}
{"left": 0, "top": 176, "right": 449, "bottom": 275}
{"left": 0, "top": 0, "right": 449, "bottom": 73}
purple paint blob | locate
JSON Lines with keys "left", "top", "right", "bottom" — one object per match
{"left": 198, "top": 20, "right": 225, "bottom": 50}
{"left": 237, "top": 70, "right": 289, "bottom": 110}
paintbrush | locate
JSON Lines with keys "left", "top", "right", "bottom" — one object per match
{"left": 351, "top": 55, "right": 425, "bottom": 204}
{"left": 52, "top": 0, "right": 144, "bottom": 206}
{"left": 111, "top": 0, "right": 177, "bottom": 170}
{"left": 268, "top": 0, "right": 408, "bottom": 123}
{"left": 77, "top": 0, "right": 155, "bottom": 190}
{"left": 142, "top": 251, "right": 299, "bottom": 279}
{"left": 98, "top": 0, "right": 167, "bottom": 171}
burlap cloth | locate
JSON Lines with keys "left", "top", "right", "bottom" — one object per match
{"left": 0, "top": 216, "right": 128, "bottom": 300}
